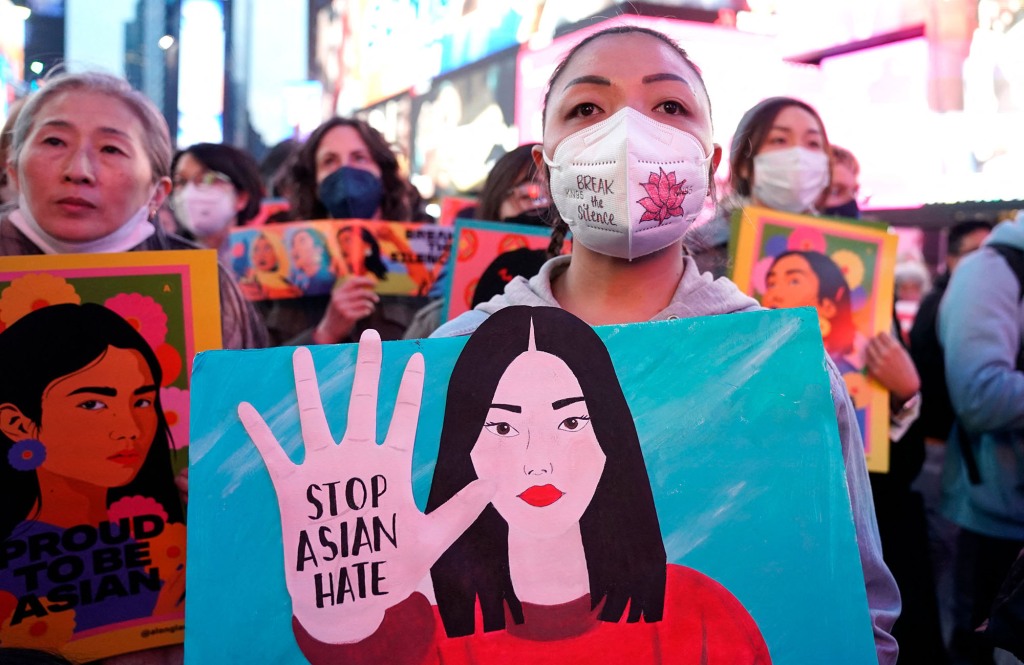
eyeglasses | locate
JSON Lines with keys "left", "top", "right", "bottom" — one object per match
{"left": 173, "top": 170, "right": 233, "bottom": 189}
{"left": 506, "top": 182, "right": 550, "bottom": 209}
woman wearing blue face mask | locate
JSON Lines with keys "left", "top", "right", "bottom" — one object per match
{"left": 260, "top": 118, "right": 431, "bottom": 346}
{"left": 289, "top": 117, "right": 428, "bottom": 224}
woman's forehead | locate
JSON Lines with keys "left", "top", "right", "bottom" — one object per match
{"left": 34, "top": 90, "right": 141, "bottom": 131}
{"left": 558, "top": 33, "right": 701, "bottom": 88}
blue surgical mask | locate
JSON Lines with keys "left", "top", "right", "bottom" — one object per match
{"left": 823, "top": 199, "right": 861, "bottom": 219}
{"left": 318, "top": 166, "right": 383, "bottom": 219}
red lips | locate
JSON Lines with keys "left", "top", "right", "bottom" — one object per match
{"left": 518, "top": 484, "right": 564, "bottom": 507}
{"left": 108, "top": 450, "right": 141, "bottom": 464}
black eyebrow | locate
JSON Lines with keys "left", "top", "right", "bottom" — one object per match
{"left": 68, "top": 386, "right": 117, "bottom": 397}
{"left": 489, "top": 403, "right": 522, "bottom": 413}
{"left": 769, "top": 124, "right": 822, "bottom": 137}
{"left": 642, "top": 73, "right": 689, "bottom": 85}
{"left": 134, "top": 385, "right": 158, "bottom": 396}
{"left": 563, "top": 75, "right": 611, "bottom": 90}
{"left": 552, "top": 396, "right": 586, "bottom": 410}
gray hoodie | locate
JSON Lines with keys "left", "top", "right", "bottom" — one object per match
{"left": 433, "top": 254, "right": 900, "bottom": 664}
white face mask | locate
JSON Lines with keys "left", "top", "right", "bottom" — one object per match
{"left": 173, "top": 183, "right": 238, "bottom": 237}
{"left": 10, "top": 195, "right": 155, "bottom": 254}
{"left": 544, "top": 107, "right": 710, "bottom": 261}
{"left": 751, "top": 146, "right": 830, "bottom": 214}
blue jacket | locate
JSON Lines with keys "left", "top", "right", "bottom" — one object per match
{"left": 939, "top": 214, "right": 1024, "bottom": 539}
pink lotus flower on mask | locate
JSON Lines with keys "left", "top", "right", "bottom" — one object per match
{"left": 637, "top": 168, "right": 690, "bottom": 225}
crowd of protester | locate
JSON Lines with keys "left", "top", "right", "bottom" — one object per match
{"left": 1, "top": 22, "right": 1022, "bottom": 665}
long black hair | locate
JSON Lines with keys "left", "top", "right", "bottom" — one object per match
{"left": 0, "top": 303, "right": 183, "bottom": 542}
{"left": 426, "top": 306, "right": 666, "bottom": 637}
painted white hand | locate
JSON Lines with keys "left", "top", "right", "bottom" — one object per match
{"left": 238, "top": 329, "right": 493, "bottom": 644}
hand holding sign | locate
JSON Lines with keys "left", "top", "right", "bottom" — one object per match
{"left": 238, "top": 331, "right": 494, "bottom": 644}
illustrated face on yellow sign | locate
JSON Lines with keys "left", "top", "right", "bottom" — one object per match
{"left": 0, "top": 249, "right": 221, "bottom": 661}
{"left": 764, "top": 250, "right": 856, "bottom": 358}
{"left": 728, "top": 206, "right": 898, "bottom": 473}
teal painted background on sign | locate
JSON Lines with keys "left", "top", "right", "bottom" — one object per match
{"left": 186, "top": 308, "right": 875, "bottom": 663}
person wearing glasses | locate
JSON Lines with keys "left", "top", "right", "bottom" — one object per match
{"left": 170, "top": 142, "right": 265, "bottom": 262}
{"left": 474, "top": 144, "right": 551, "bottom": 226}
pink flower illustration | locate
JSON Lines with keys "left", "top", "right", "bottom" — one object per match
{"left": 104, "top": 293, "right": 169, "bottom": 350}
{"left": 108, "top": 495, "right": 169, "bottom": 528}
{"left": 787, "top": 228, "right": 827, "bottom": 253}
{"left": 636, "top": 168, "right": 689, "bottom": 225}
{"left": 161, "top": 387, "right": 190, "bottom": 450}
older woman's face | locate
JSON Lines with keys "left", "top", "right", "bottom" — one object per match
{"left": 470, "top": 350, "right": 606, "bottom": 539}
{"left": 10, "top": 91, "right": 168, "bottom": 243}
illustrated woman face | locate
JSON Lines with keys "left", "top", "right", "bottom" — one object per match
{"left": 470, "top": 348, "right": 606, "bottom": 539}
{"left": 336, "top": 226, "right": 356, "bottom": 274}
{"left": 36, "top": 346, "right": 158, "bottom": 488}
{"left": 290, "top": 230, "right": 323, "bottom": 276}
{"left": 252, "top": 234, "right": 279, "bottom": 272}
{"left": 764, "top": 253, "right": 821, "bottom": 310}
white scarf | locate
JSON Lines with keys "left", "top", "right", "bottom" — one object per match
{"left": 8, "top": 195, "right": 156, "bottom": 254}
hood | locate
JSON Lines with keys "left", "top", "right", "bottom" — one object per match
{"left": 477, "top": 255, "right": 761, "bottom": 320}
{"left": 987, "top": 211, "right": 1024, "bottom": 250}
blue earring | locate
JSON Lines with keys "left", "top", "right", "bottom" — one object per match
{"left": 8, "top": 438, "right": 46, "bottom": 471}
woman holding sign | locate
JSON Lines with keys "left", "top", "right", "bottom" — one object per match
{"left": 721, "top": 96, "right": 937, "bottom": 661}
{"left": 0, "top": 69, "right": 263, "bottom": 664}
{"left": 724, "top": 97, "right": 920, "bottom": 408}
{"left": 0, "top": 71, "right": 266, "bottom": 350}
{"left": 257, "top": 118, "right": 431, "bottom": 346}
{"left": 241, "top": 306, "right": 771, "bottom": 662}
{"left": 429, "top": 25, "right": 899, "bottom": 663}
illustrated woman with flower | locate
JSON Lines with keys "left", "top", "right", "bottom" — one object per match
{"left": 240, "top": 306, "right": 771, "bottom": 663}
{"left": 0, "top": 303, "right": 185, "bottom": 649}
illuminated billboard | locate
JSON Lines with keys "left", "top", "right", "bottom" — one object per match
{"left": 0, "top": 0, "right": 26, "bottom": 123}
